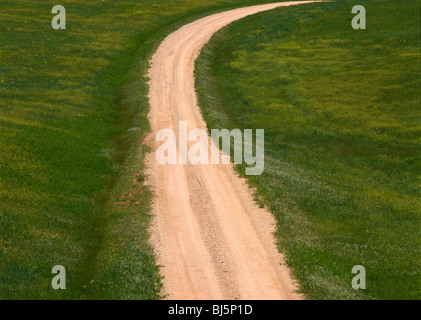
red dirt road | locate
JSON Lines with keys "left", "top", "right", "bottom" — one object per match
{"left": 146, "top": 2, "right": 317, "bottom": 300}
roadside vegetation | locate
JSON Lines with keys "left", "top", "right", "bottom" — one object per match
{"left": 0, "top": 0, "right": 282, "bottom": 300}
{"left": 196, "top": 0, "right": 420, "bottom": 299}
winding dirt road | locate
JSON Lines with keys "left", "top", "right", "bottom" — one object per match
{"left": 146, "top": 2, "right": 317, "bottom": 300}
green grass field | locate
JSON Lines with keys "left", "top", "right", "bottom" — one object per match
{"left": 196, "top": 0, "right": 420, "bottom": 299}
{"left": 0, "top": 0, "right": 285, "bottom": 300}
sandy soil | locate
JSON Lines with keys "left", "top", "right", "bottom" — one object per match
{"left": 146, "top": 2, "right": 317, "bottom": 300}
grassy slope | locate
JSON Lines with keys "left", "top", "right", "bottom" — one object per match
{"left": 0, "top": 0, "right": 283, "bottom": 300}
{"left": 196, "top": 0, "right": 420, "bottom": 299}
